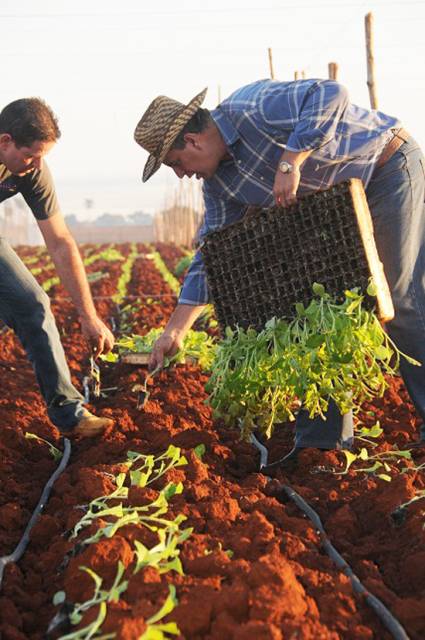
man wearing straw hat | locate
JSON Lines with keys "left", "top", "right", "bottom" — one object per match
{"left": 134, "top": 79, "right": 425, "bottom": 466}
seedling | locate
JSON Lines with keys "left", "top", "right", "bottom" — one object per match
{"left": 126, "top": 445, "right": 188, "bottom": 487}
{"left": 53, "top": 562, "right": 127, "bottom": 639}
{"left": 101, "top": 328, "right": 216, "bottom": 370}
{"left": 133, "top": 525, "right": 192, "bottom": 576}
{"left": 339, "top": 446, "right": 412, "bottom": 481}
{"left": 146, "top": 251, "right": 181, "bottom": 295}
{"left": 25, "top": 432, "right": 63, "bottom": 461}
{"left": 391, "top": 490, "right": 425, "bottom": 526}
{"left": 355, "top": 422, "right": 384, "bottom": 448}
{"left": 140, "top": 585, "right": 180, "bottom": 639}
{"left": 207, "top": 285, "right": 420, "bottom": 439}
{"left": 112, "top": 244, "right": 139, "bottom": 304}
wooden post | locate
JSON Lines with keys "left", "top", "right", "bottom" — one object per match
{"left": 365, "top": 12, "right": 378, "bottom": 109}
{"left": 328, "top": 62, "right": 339, "bottom": 80}
{"left": 268, "top": 47, "right": 275, "bottom": 79}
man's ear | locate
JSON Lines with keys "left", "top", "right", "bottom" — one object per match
{"left": 183, "top": 132, "right": 201, "bottom": 149}
{"left": 0, "top": 133, "right": 12, "bottom": 147}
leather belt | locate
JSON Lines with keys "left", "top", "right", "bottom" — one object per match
{"left": 376, "top": 128, "right": 410, "bottom": 168}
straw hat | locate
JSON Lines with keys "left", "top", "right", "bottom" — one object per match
{"left": 134, "top": 87, "right": 208, "bottom": 182}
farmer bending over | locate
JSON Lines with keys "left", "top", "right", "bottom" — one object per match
{"left": 133, "top": 80, "right": 425, "bottom": 468}
{"left": 0, "top": 98, "right": 114, "bottom": 438}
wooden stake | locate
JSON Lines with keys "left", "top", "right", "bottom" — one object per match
{"left": 268, "top": 47, "right": 275, "bottom": 79}
{"left": 328, "top": 62, "right": 339, "bottom": 80}
{"left": 365, "top": 12, "right": 378, "bottom": 109}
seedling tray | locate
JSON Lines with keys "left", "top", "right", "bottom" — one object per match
{"left": 201, "top": 179, "right": 393, "bottom": 332}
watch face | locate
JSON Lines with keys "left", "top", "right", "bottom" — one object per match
{"left": 279, "top": 161, "right": 292, "bottom": 174}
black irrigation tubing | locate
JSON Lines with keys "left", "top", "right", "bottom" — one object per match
{"left": 0, "top": 438, "right": 72, "bottom": 590}
{"left": 249, "top": 434, "right": 411, "bottom": 640}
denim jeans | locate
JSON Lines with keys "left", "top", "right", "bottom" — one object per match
{"left": 295, "top": 136, "right": 425, "bottom": 449}
{"left": 0, "top": 238, "right": 84, "bottom": 430}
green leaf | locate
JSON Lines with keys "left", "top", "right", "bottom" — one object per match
{"left": 194, "top": 444, "right": 206, "bottom": 460}
{"left": 53, "top": 591, "right": 66, "bottom": 606}
{"left": 367, "top": 280, "right": 378, "bottom": 297}
{"left": 377, "top": 474, "right": 392, "bottom": 482}
{"left": 146, "top": 586, "right": 178, "bottom": 625}
{"left": 312, "top": 282, "right": 325, "bottom": 297}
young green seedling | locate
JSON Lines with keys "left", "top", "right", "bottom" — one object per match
{"left": 53, "top": 561, "right": 127, "bottom": 640}
{"left": 139, "top": 585, "right": 180, "bottom": 640}
{"left": 25, "top": 432, "right": 63, "bottom": 461}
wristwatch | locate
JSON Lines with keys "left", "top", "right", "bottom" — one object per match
{"left": 278, "top": 160, "right": 293, "bottom": 174}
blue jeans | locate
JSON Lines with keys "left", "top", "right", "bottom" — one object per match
{"left": 0, "top": 239, "right": 84, "bottom": 430}
{"left": 295, "top": 137, "right": 425, "bottom": 448}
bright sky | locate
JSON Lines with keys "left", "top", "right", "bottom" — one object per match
{"left": 2, "top": 0, "right": 424, "bottom": 221}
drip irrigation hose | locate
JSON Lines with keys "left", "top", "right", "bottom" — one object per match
{"left": 0, "top": 438, "right": 72, "bottom": 589}
{"left": 249, "top": 434, "right": 411, "bottom": 640}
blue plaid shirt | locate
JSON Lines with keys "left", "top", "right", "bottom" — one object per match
{"left": 179, "top": 78, "right": 400, "bottom": 305}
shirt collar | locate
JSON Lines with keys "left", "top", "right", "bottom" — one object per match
{"left": 211, "top": 107, "right": 240, "bottom": 146}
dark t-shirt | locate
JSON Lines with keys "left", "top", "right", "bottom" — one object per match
{"left": 0, "top": 161, "right": 60, "bottom": 220}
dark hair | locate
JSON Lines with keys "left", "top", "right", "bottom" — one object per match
{"left": 171, "top": 108, "right": 212, "bottom": 149}
{"left": 0, "top": 97, "right": 61, "bottom": 147}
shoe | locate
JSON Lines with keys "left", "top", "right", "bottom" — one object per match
{"left": 261, "top": 447, "right": 301, "bottom": 475}
{"left": 66, "top": 410, "right": 113, "bottom": 438}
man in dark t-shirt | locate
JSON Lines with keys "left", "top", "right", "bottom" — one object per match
{"left": 0, "top": 97, "right": 115, "bottom": 438}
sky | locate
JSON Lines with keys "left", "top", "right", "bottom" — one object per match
{"left": 2, "top": 0, "right": 425, "bottom": 222}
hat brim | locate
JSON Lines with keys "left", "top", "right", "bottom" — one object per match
{"left": 142, "top": 87, "right": 207, "bottom": 182}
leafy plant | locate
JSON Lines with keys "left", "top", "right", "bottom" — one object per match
{"left": 174, "top": 253, "right": 194, "bottom": 278}
{"left": 101, "top": 328, "right": 216, "bottom": 370}
{"left": 207, "top": 284, "right": 420, "bottom": 439}
{"left": 125, "top": 445, "right": 188, "bottom": 487}
{"left": 146, "top": 252, "right": 181, "bottom": 295}
{"left": 112, "top": 244, "right": 139, "bottom": 304}
{"left": 133, "top": 526, "right": 192, "bottom": 576}
{"left": 42, "top": 275, "right": 61, "bottom": 292}
{"left": 139, "top": 585, "right": 180, "bottom": 639}
{"left": 339, "top": 446, "right": 412, "bottom": 481}
{"left": 354, "top": 421, "right": 383, "bottom": 447}
{"left": 83, "top": 246, "right": 125, "bottom": 267}
{"left": 54, "top": 562, "right": 128, "bottom": 639}
{"left": 25, "top": 432, "right": 63, "bottom": 461}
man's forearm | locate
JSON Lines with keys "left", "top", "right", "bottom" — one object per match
{"left": 279, "top": 148, "right": 313, "bottom": 169}
{"left": 164, "top": 303, "right": 207, "bottom": 338}
{"left": 48, "top": 239, "right": 97, "bottom": 320}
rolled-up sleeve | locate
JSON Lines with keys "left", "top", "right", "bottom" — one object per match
{"left": 178, "top": 184, "right": 245, "bottom": 305}
{"left": 258, "top": 80, "right": 349, "bottom": 152}
{"left": 286, "top": 81, "right": 349, "bottom": 151}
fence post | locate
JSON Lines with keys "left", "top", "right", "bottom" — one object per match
{"left": 365, "top": 12, "right": 378, "bottom": 109}
{"left": 268, "top": 47, "right": 275, "bottom": 79}
{"left": 328, "top": 62, "right": 339, "bottom": 80}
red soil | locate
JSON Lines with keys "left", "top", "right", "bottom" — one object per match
{"left": 0, "top": 244, "right": 423, "bottom": 640}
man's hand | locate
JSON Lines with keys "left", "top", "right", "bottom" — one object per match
{"left": 272, "top": 148, "right": 313, "bottom": 208}
{"left": 273, "top": 168, "right": 301, "bottom": 208}
{"left": 148, "top": 303, "right": 207, "bottom": 370}
{"left": 80, "top": 315, "right": 115, "bottom": 356}
{"left": 149, "top": 331, "right": 184, "bottom": 371}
